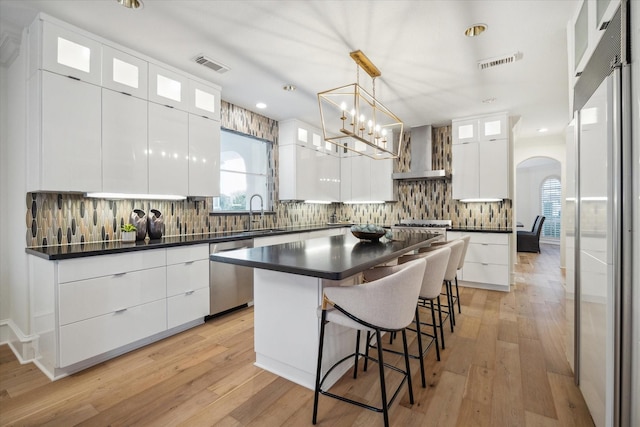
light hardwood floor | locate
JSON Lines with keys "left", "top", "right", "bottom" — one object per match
{"left": 0, "top": 244, "right": 594, "bottom": 426}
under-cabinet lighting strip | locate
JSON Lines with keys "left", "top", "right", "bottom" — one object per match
{"left": 85, "top": 192, "right": 187, "bottom": 201}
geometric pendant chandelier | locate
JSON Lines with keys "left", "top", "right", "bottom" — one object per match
{"left": 318, "top": 50, "right": 404, "bottom": 160}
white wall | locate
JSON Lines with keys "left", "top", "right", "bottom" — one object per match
{"left": 0, "top": 29, "right": 31, "bottom": 354}
{"left": 513, "top": 134, "right": 566, "bottom": 265}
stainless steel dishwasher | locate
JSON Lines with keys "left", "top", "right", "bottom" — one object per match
{"left": 209, "top": 239, "right": 254, "bottom": 316}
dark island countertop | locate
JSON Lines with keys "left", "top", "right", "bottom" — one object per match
{"left": 450, "top": 227, "right": 513, "bottom": 234}
{"left": 25, "top": 224, "right": 351, "bottom": 260}
{"left": 209, "top": 232, "right": 443, "bottom": 281}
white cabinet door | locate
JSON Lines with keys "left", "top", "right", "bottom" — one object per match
{"left": 38, "top": 71, "right": 102, "bottom": 192}
{"left": 452, "top": 118, "right": 478, "bottom": 144}
{"left": 188, "top": 115, "right": 220, "bottom": 197}
{"left": 478, "top": 139, "right": 509, "bottom": 199}
{"left": 350, "top": 155, "right": 372, "bottom": 201}
{"left": 166, "top": 259, "right": 209, "bottom": 297}
{"left": 59, "top": 299, "right": 166, "bottom": 367}
{"left": 148, "top": 103, "right": 189, "bottom": 195}
{"left": 102, "top": 45, "right": 148, "bottom": 99}
{"left": 40, "top": 20, "right": 102, "bottom": 85}
{"left": 317, "top": 152, "right": 340, "bottom": 202}
{"left": 479, "top": 114, "right": 508, "bottom": 141}
{"left": 340, "top": 155, "right": 352, "bottom": 202}
{"left": 102, "top": 88, "right": 148, "bottom": 194}
{"left": 148, "top": 63, "right": 188, "bottom": 110}
{"left": 296, "top": 146, "right": 319, "bottom": 201}
{"left": 58, "top": 266, "right": 166, "bottom": 326}
{"left": 187, "top": 79, "right": 221, "bottom": 121}
{"left": 370, "top": 158, "right": 394, "bottom": 201}
{"left": 451, "top": 142, "right": 479, "bottom": 200}
{"left": 167, "top": 287, "right": 210, "bottom": 329}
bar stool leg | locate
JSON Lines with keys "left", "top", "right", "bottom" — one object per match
{"left": 401, "top": 329, "right": 415, "bottom": 405}
{"left": 455, "top": 276, "right": 462, "bottom": 313}
{"left": 414, "top": 306, "right": 426, "bottom": 387}
{"left": 430, "top": 300, "right": 440, "bottom": 361}
{"left": 375, "top": 329, "right": 390, "bottom": 427}
{"left": 353, "top": 330, "right": 361, "bottom": 379}
{"left": 447, "top": 280, "right": 456, "bottom": 330}
{"left": 437, "top": 295, "right": 445, "bottom": 349}
{"left": 312, "top": 311, "right": 328, "bottom": 425}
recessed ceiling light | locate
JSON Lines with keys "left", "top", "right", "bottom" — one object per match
{"left": 256, "top": 102, "right": 267, "bottom": 109}
{"left": 116, "top": 0, "right": 144, "bottom": 9}
{"left": 465, "top": 23, "right": 487, "bottom": 37}
{"left": 482, "top": 97, "right": 496, "bottom": 104}
{"left": 283, "top": 85, "right": 296, "bottom": 92}
{"left": 538, "top": 128, "right": 548, "bottom": 133}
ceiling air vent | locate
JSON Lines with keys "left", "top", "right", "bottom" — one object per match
{"left": 194, "top": 54, "right": 230, "bottom": 74}
{"left": 478, "top": 52, "right": 523, "bottom": 70}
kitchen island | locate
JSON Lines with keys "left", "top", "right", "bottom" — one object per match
{"left": 209, "top": 232, "right": 441, "bottom": 389}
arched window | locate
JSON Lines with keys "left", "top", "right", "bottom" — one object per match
{"left": 540, "top": 176, "right": 561, "bottom": 238}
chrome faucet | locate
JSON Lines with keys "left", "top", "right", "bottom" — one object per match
{"left": 248, "top": 193, "right": 264, "bottom": 231}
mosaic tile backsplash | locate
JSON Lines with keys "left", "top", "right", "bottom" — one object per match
{"left": 26, "top": 104, "right": 511, "bottom": 247}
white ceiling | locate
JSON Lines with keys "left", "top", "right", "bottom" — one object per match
{"left": 0, "top": 0, "right": 579, "bottom": 139}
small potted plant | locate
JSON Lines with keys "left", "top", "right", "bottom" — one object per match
{"left": 121, "top": 223, "right": 137, "bottom": 243}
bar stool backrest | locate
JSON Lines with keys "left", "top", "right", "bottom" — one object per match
{"left": 324, "top": 258, "right": 425, "bottom": 330}
{"left": 457, "top": 235, "right": 471, "bottom": 270}
{"left": 398, "top": 247, "right": 451, "bottom": 300}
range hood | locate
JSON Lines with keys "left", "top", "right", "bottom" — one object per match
{"left": 392, "top": 125, "right": 449, "bottom": 180}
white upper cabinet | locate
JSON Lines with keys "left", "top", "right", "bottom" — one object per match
{"left": 37, "top": 19, "right": 102, "bottom": 85}
{"left": 479, "top": 114, "right": 508, "bottom": 140}
{"left": 452, "top": 118, "right": 478, "bottom": 144}
{"left": 451, "top": 112, "right": 510, "bottom": 200}
{"left": 27, "top": 13, "right": 222, "bottom": 196}
{"left": 188, "top": 114, "right": 221, "bottom": 197}
{"left": 187, "top": 80, "right": 221, "bottom": 121}
{"left": 148, "top": 103, "right": 189, "bottom": 195}
{"left": 29, "top": 70, "right": 102, "bottom": 193}
{"left": 102, "top": 88, "right": 148, "bottom": 194}
{"left": 148, "top": 63, "right": 188, "bottom": 110}
{"left": 102, "top": 46, "right": 148, "bottom": 99}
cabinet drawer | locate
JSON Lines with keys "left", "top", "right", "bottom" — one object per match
{"left": 468, "top": 233, "right": 509, "bottom": 245}
{"left": 167, "top": 287, "right": 210, "bottom": 329}
{"left": 167, "top": 259, "right": 209, "bottom": 297}
{"left": 462, "top": 263, "right": 509, "bottom": 286}
{"left": 166, "top": 244, "right": 209, "bottom": 265}
{"left": 58, "top": 249, "right": 166, "bottom": 283}
{"left": 59, "top": 266, "right": 166, "bottom": 326}
{"left": 465, "top": 243, "right": 509, "bottom": 265}
{"left": 59, "top": 299, "right": 166, "bottom": 367}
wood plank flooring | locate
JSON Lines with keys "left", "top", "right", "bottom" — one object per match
{"left": 0, "top": 244, "right": 594, "bottom": 426}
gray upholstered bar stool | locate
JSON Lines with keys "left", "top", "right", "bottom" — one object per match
{"left": 429, "top": 235, "right": 470, "bottom": 314}
{"left": 364, "top": 246, "right": 451, "bottom": 388}
{"left": 419, "top": 239, "right": 465, "bottom": 334}
{"left": 312, "top": 259, "right": 426, "bottom": 427}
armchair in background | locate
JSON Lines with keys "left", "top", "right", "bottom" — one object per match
{"left": 517, "top": 215, "right": 545, "bottom": 253}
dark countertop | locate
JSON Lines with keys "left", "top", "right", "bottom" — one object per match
{"left": 450, "top": 227, "right": 513, "bottom": 234}
{"left": 209, "top": 232, "right": 443, "bottom": 281}
{"left": 25, "top": 224, "right": 351, "bottom": 260}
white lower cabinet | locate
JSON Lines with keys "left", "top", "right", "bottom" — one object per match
{"left": 448, "top": 231, "right": 511, "bottom": 291}
{"left": 30, "top": 244, "right": 210, "bottom": 378}
{"left": 59, "top": 299, "right": 166, "bottom": 367}
{"left": 166, "top": 245, "right": 210, "bottom": 329}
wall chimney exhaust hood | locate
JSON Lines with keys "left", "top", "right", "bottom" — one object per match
{"left": 392, "top": 125, "right": 449, "bottom": 180}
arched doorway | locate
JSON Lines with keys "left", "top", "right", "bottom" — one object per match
{"left": 516, "top": 156, "right": 562, "bottom": 244}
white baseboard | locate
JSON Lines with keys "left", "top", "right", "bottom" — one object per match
{"left": 0, "top": 318, "right": 38, "bottom": 364}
